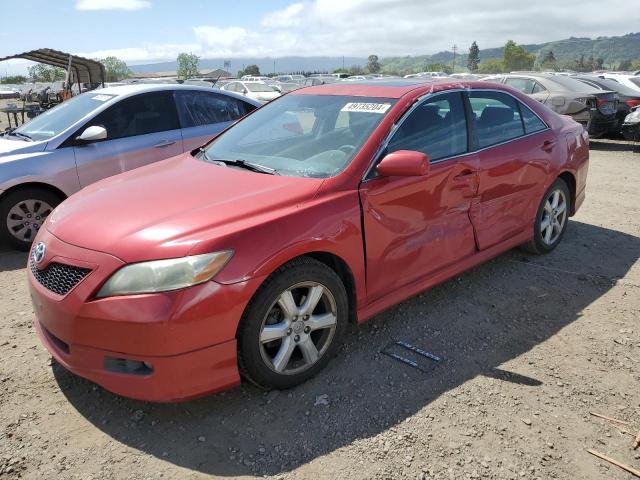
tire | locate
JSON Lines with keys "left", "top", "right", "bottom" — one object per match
{"left": 522, "top": 178, "right": 571, "bottom": 255}
{"left": 0, "top": 188, "right": 62, "bottom": 251}
{"left": 237, "top": 257, "right": 348, "bottom": 390}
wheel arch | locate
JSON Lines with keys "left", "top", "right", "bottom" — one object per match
{"left": 245, "top": 250, "right": 360, "bottom": 325}
{"left": 557, "top": 171, "right": 577, "bottom": 216}
{"left": 0, "top": 182, "right": 68, "bottom": 203}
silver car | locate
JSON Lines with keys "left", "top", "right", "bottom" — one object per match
{"left": 0, "top": 84, "right": 260, "bottom": 250}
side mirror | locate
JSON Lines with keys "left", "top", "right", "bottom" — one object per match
{"left": 376, "top": 150, "right": 430, "bottom": 177}
{"left": 242, "top": 89, "right": 248, "bottom": 94}
{"left": 76, "top": 125, "right": 107, "bottom": 143}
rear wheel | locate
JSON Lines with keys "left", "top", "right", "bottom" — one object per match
{"left": 237, "top": 257, "right": 348, "bottom": 389}
{"left": 522, "top": 179, "right": 570, "bottom": 254}
{"left": 0, "top": 188, "right": 62, "bottom": 251}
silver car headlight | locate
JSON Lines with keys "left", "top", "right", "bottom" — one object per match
{"left": 96, "top": 251, "right": 233, "bottom": 298}
{"left": 624, "top": 108, "right": 640, "bottom": 124}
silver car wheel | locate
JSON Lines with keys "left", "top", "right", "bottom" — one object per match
{"left": 6, "top": 199, "right": 53, "bottom": 242}
{"left": 259, "top": 281, "right": 337, "bottom": 375}
{"left": 540, "top": 189, "right": 567, "bottom": 246}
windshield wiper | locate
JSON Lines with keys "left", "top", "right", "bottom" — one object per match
{"left": 9, "top": 131, "right": 33, "bottom": 142}
{"left": 211, "top": 157, "right": 278, "bottom": 175}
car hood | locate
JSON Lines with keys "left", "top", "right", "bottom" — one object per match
{"left": 46, "top": 152, "right": 324, "bottom": 262}
{"left": 0, "top": 137, "right": 48, "bottom": 156}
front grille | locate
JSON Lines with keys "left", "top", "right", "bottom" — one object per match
{"left": 30, "top": 261, "right": 91, "bottom": 296}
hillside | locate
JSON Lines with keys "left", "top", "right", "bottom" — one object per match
{"left": 128, "top": 32, "right": 640, "bottom": 76}
{"left": 382, "top": 32, "right": 640, "bottom": 73}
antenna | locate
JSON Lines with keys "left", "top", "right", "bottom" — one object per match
{"left": 452, "top": 44, "right": 458, "bottom": 72}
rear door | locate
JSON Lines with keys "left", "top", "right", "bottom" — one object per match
{"left": 73, "top": 91, "right": 183, "bottom": 186}
{"left": 466, "top": 90, "right": 553, "bottom": 250}
{"left": 175, "top": 90, "right": 257, "bottom": 151}
{"left": 359, "top": 92, "right": 479, "bottom": 302}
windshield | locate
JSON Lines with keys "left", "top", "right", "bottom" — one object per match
{"left": 14, "top": 92, "right": 117, "bottom": 141}
{"left": 203, "top": 94, "right": 396, "bottom": 178}
{"left": 246, "top": 83, "right": 276, "bottom": 93}
{"left": 630, "top": 77, "right": 640, "bottom": 88}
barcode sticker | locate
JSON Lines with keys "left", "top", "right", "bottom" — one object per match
{"left": 340, "top": 102, "right": 391, "bottom": 114}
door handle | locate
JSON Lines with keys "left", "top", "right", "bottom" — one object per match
{"left": 153, "top": 140, "right": 176, "bottom": 148}
{"left": 542, "top": 140, "right": 555, "bottom": 152}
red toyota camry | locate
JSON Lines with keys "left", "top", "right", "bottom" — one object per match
{"left": 28, "top": 80, "right": 589, "bottom": 402}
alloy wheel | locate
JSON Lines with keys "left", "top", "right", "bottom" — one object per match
{"left": 540, "top": 189, "right": 567, "bottom": 246}
{"left": 6, "top": 199, "right": 53, "bottom": 243}
{"left": 259, "top": 281, "right": 338, "bottom": 375}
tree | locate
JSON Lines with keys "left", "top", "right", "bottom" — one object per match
{"left": 503, "top": 40, "right": 535, "bottom": 72}
{"left": 540, "top": 50, "right": 557, "bottom": 70}
{"left": 367, "top": 55, "right": 381, "bottom": 74}
{"left": 101, "top": 56, "right": 132, "bottom": 82}
{"left": 467, "top": 41, "right": 480, "bottom": 72}
{"left": 618, "top": 59, "right": 632, "bottom": 71}
{"left": 28, "top": 64, "right": 66, "bottom": 82}
{"left": 477, "top": 59, "right": 504, "bottom": 74}
{"left": 0, "top": 75, "right": 27, "bottom": 84}
{"left": 238, "top": 64, "right": 260, "bottom": 77}
{"left": 176, "top": 53, "right": 200, "bottom": 80}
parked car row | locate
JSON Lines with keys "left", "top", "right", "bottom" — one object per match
{"left": 22, "top": 77, "right": 588, "bottom": 401}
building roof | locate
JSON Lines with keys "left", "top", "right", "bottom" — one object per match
{"left": 0, "top": 48, "right": 105, "bottom": 84}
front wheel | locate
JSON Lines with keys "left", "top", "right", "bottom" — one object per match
{"left": 522, "top": 179, "right": 570, "bottom": 254}
{"left": 0, "top": 188, "right": 62, "bottom": 251}
{"left": 237, "top": 257, "right": 348, "bottom": 389}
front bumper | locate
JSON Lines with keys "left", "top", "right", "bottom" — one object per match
{"left": 621, "top": 122, "right": 640, "bottom": 142}
{"left": 28, "top": 228, "right": 262, "bottom": 402}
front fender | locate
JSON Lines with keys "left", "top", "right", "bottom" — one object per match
{"left": 189, "top": 190, "right": 367, "bottom": 310}
{"left": 0, "top": 149, "right": 80, "bottom": 197}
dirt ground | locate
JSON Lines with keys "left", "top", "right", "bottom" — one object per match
{"left": 0, "top": 139, "right": 639, "bottom": 480}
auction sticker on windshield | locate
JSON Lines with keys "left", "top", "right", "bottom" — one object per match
{"left": 340, "top": 102, "right": 391, "bottom": 114}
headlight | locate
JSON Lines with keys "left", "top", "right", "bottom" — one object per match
{"left": 96, "top": 251, "right": 233, "bottom": 298}
{"left": 624, "top": 109, "right": 640, "bottom": 124}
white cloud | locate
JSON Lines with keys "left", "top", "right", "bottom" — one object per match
{"left": 75, "top": 0, "right": 151, "bottom": 11}
{"left": 75, "top": 0, "right": 639, "bottom": 62}
{"left": 261, "top": 3, "right": 305, "bottom": 28}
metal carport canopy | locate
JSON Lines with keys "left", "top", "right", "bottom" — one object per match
{"left": 0, "top": 48, "right": 106, "bottom": 84}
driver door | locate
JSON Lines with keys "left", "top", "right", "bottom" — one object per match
{"left": 73, "top": 91, "right": 183, "bottom": 187}
{"left": 358, "top": 92, "right": 479, "bottom": 302}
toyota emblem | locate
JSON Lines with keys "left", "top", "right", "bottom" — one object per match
{"left": 33, "top": 242, "right": 46, "bottom": 265}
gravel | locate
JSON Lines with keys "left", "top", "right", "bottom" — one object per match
{"left": 0, "top": 139, "right": 638, "bottom": 479}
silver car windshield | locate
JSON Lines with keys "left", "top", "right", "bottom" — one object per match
{"left": 203, "top": 94, "right": 396, "bottom": 178}
{"left": 14, "top": 92, "right": 117, "bottom": 142}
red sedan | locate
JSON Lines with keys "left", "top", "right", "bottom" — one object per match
{"left": 28, "top": 80, "right": 589, "bottom": 401}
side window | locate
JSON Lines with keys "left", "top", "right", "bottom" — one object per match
{"left": 90, "top": 91, "right": 179, "bottom": 139}
{"left": 468, "top": 91, "right": 525, "bottom": 149}
{"left": 532, "top": 82, "right": 547, "bottom": 93}
{"left": 387, "top": 92, "right": 467, "bottom": 161}
{"left": 520, "top": 103, "right": 547, "bottom": 134}
{"left": 175, "top": 91, "right": 247, "bottom": 127}
{"left": 505, "top": 77, "right": 536, "bottom": 94}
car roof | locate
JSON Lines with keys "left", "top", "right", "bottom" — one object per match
{"left": 93, "top": 83, "right": 262, "bottom": 106}
{"left": 291, "top": 78, "right": 508, "bottom": 99}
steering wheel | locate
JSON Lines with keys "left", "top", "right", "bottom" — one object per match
{"left": 338, "top": 144, "right": 356, "bottom": 154}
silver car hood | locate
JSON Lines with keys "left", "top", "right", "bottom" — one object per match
{"left": 0, "top": 138, "right": 48, "bottom": 156}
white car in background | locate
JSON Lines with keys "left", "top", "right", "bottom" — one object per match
{"left": 221, "top": 81, "right": 281, "bottom": 103}
{"left": 600, "top": 73, "right": 640, "bottom": 92}
{"left": 240, "top": 75, "right": 270, "bottom": 82}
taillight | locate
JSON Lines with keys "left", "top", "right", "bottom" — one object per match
{"left": 626, "top": 99, "right": 640, "bottom": 109}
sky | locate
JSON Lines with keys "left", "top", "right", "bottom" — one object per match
{"left": 0, "top": 0, "right": 637, "bottom": 75}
